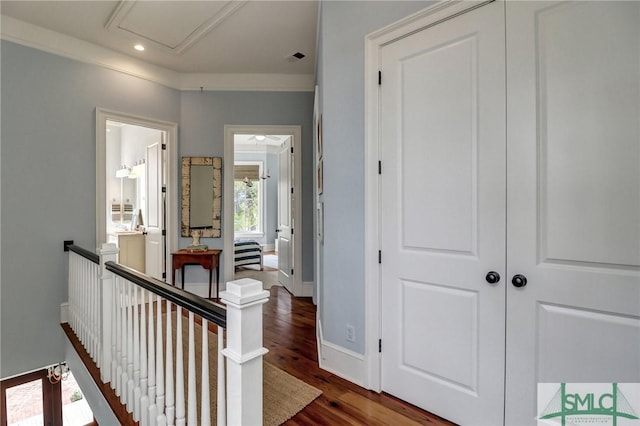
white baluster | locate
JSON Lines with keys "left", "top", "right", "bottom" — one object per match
{"left": 133, "top": 286, "right": 141, "bottom": 420}
{"left": 127, "top": 283, "right": 135, "bottom": 413}
{"left": 141, "top": 289, "right": 149, "bottom": 397}
{"left": 201, "top": 319, "right": 211, "bottom": 426}
{"left": 155, "top": 295, "right": 165, "bottom": 417}
{"left": 115, "top": 277, "right": 123, "bottom": 397}
{"left": 120, "top": 281, "right": 129, "bottom": 406}
{"left": 175, "top": 306, "right": 185, "bottom": 426}
{"left": 111, "top": 271, "right": 119, "bottom": 389}
{"left": 165, "top": 301, "right": 175, "bottom": 425}
{"left": 100, "top": 244, "right": 117, "bottom": 384}
{"left": 217, "top": 325, "right": 225, "bottom": 426}
{"left": 148, "top": 290, "right": 156, "bottom": 405}
{"left": 220, "top": 278, "right": 270, "bottom": 426}
{"left": 187, "top": 312, "right": 196, "bottom": 426}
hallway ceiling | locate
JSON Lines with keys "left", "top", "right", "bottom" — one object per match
{"left": 1, "top": 1, "right": 318, "bottom": 75}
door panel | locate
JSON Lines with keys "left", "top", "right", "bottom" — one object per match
{"left": 380, "top": 2, "right": 506, "bottom": 424}
{"left": 145, "top": 140, "right": 164, "bottom": 280}
{"left": 505, "top": 2, "right": 640, "bottom": 424}
{"left": 277, "top": 140, "right": 293, "bottom": 291}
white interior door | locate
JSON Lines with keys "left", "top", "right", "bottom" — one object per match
{"left": 145, "top": 139, "right": 164, "bottom": 280}
{"left": 277, "top": 139, "right": 293, "bottom": 291}
{"left": 505, "top": 2, "right": 640, "bottom": 423}
{"left": 380, "top": 2, "right": 506, "bottom": 424}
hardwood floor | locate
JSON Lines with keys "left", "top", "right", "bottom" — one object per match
{"left": 262, "top": 286, "right": 456, "bottom": 426}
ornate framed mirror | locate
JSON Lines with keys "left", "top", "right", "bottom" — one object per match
{"left": 181, "top": 157, "right": 222, "bottom": 238}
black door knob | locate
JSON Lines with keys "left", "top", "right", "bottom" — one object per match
{"left": 485, "top": 271, "right": 500, "bottom": 284}
{"left": 512, "top": 274, "right": 527, "bottom": 288}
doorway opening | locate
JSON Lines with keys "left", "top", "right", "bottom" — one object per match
{"left": 1, "top": 367, "right": 95, "bottom": 426}
{"left": 223, "top": 125, "right": 305, "bottom": 296}
{"left": 96, "top": 108, "right": 178, "bottom": 281}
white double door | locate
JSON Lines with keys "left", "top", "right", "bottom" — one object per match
{"left": 380, "top": 2, "right": 640, "bottom": 425}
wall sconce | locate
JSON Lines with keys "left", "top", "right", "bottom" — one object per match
{"left": 47, "top": 362, "right": 70, "bottom": 384}
{"left": 243, "top": 176, "right": 253, "bottom": 187}
{"left": 260, "top": 169, "right": 271, "bottom": 180}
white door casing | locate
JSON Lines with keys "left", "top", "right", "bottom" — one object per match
{"left": 505, "top": 2, "right": 640, "bottom": 423}
{"left": 96, "top": 108, "right": 177, "bottom": 279}
{"left": 145, "top": 140, "right": 164, "bottom": 280}
{"left": 277, "top": 139, "right": 294, "bottom": 291}
{"left": 223, "top": 125, "right": 304, "bottom": 295}
{"left": 379, "top": 1, "right": 506, "bottom": 424}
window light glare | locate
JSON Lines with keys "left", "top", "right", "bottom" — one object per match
{"left": 134, "top": 44, "right": 145, "bottom": 52}
{"left": 255, "top": 135, "right": 266, "bottom": 141}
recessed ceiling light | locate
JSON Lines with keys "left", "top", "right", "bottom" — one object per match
{"left": 134, "top": 44, "right": 145, "bottom": 52}
{"left": 255, "top": 135, "right": 266, "bottom": 141}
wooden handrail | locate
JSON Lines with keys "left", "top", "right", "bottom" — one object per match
{"left": 105, "top": 261, "right": 226, "bottom": 329}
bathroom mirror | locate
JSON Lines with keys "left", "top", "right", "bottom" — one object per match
{"left": 181, "top": 156, "right": 222, "bottom": 238}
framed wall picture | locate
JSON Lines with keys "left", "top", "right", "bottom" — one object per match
{"left": 317, "top": 159, "right": 323, "bottom": 195}
{"left": 316, "top": 114, "right": 323, "bottom": 160}
{"left": 317, "top": 202, "right": 324, "bottom": 243}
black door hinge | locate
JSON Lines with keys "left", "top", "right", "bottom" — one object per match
{"left": 291, "top": 146, "right": 294, "bottom": 154}
{"left": 162, "top": 272, "right": 166, "bottom": 279}
{"left": 291, "top": 228, "right": 294, "bottom": 235}
{"left": 378, "top": 71, "right": 382, "bottom": 85}
{"left": 162, "top": 186, "right": 166, "bottom": 193}
{"left": 378, "top": 161, "right": 382, "bottom": 175}
{"left": 162, "top": 230, "right": 166, "bottom": 236}
{"left": 379, "top": 339, "right": 382, "bottom": 353}
{"left": 291, "top": 269, "right": 294, "bottom": 275}
{"left": 378, "top": 250, "right": 382, "bottom": 264}
{"left": 291, "top": 187, "right": 294, "bottom": 194}
{"left": 162, "top": 143, "right": 167, "bottom": 150}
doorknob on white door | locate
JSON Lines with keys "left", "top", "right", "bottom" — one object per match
{"left": 511, "top": 274, "right": 527, "bottom": 288}
{"left": 485, "top": 271, "right": 500, "bottom": 284}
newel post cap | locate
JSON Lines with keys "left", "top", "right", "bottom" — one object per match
{"left": 220, "top": 278, "right": 269, "bottom": 306}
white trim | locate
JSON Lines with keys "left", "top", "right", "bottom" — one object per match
{"left": 224, "top": 125, "right": 303, "bottom": 295}
{"left": 317, "top": 319, "right": 367, "bottom": 388}
{"left": 1, "top": 14, "right": 315, "bottom": 92}
{"left": 302, "top": 281, "right": 314, "bottom": 298}
{"left": 96, "top": 108, "right": 178, "bottom": 282}
{"left": 364, "top": 0, "right": 489, "bottom": 392}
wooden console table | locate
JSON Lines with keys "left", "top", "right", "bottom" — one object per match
{"left": 171, "top": 249, "right": 222, "bottom": 299}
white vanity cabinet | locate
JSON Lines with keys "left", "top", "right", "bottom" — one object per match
{"left": 112, "top": 232, "right": 145, "bottom": 273}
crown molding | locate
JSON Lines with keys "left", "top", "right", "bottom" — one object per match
{"left": 1, "top": 14, "right": 315, "bottom": 92}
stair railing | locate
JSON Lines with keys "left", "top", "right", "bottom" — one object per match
{"left": 63, "top": 242, "right": 269, "bottom": 426}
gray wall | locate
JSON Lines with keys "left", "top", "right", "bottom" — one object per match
{"left": 317, "top": 1, "right": 434, "bottom": 353}
{"left": 0, "top": 40, "right": 181, "bottom": 378}
{"left": 0, "top": 40, "right": 314, "bottom": 380}
{"left": 179, "top": 91, "right": 315, "bottom": 283}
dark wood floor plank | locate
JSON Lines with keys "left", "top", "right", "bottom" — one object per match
{"left": 263, "top": 286, "right": 456, "bottom": 426}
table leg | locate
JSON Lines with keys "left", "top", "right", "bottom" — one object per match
{"left": 208, "top": 268, "right": 213, "bottom": 299}
{"left": 216, "top": 266, "right": 220, "bottom": 299}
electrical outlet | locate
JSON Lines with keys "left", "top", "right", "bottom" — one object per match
{"left": 346, "top": 324, "right": 355, "bottom": 343}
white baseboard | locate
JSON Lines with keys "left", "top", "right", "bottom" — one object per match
{"left": 60, "top": 302, "right": 69, "bottom": 324}
{"left": 263, "top": 243, "right": 275, "bottom": 252}
{"left": 302, "top": 281, "right": 314, "bottom": 297}
{"left": 317, "top": 319, "right": 367, "bottom": 388}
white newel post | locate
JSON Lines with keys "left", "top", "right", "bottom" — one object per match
{"left": 99, "top": 243, "right": 118, "bottom": 384}
{"left": 220, "top": 278, "right": 269, "bottom": 426}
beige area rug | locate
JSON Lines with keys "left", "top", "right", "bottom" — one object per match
{"left": 235, "top": 254, "right": 281, "bottom": 289}
{"left": 164, "top": 314, "right": 320, "bottom": 425}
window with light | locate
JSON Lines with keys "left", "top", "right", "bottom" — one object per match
{"left": 234, "top": 162, "right": 263, "bottom": 234}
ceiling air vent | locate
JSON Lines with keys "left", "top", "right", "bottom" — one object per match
{"left": 287, "top": 51, "right": 306, "bottom": 62}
